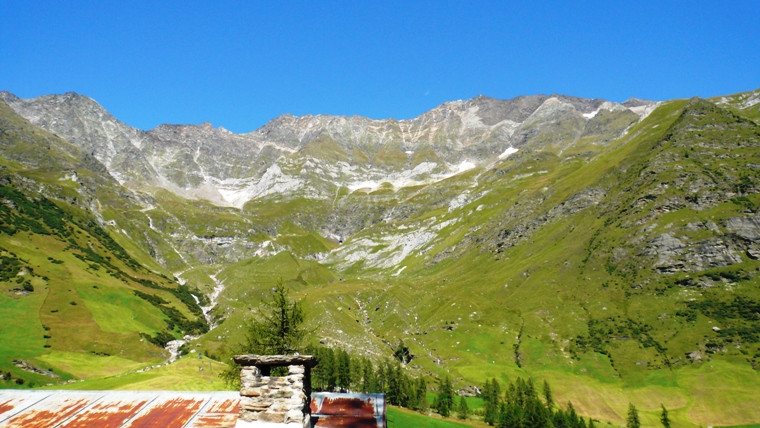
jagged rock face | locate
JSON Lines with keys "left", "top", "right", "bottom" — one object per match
{"left": 0, "top": 91, "right": 654, "bottom": 209}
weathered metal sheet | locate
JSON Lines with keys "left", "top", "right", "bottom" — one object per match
{"left": 186, "top": 394, "right": 240, "bottom": 428}
{"left": 0, "top": 391, "right": 50, "bottom": 421}
{"left": 191, "top": 413, "right": 239, "bottom": 427}
{"left": 310, "top": 393, "right": 386, "bottom": 428}
{"left": 205, "top": 397, "right": 239, "bottom": 414}
{"left": 58, "top": 395, "right": 148, "bottom": 428}
{"left": 0, "top": 390, "right": 239, "bottom": 428}
{"left": 0, "top": 392, "right": 99, "bottom": 428}
{"left": 123, "top": 395, "right": 206, "bottom": 428}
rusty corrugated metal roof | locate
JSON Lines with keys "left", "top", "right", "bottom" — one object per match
{"left": 0, "top": 390, "right": 239, "bottom": 428}
{"left": 310, "top": 393, "right": 386, "bottom": 428}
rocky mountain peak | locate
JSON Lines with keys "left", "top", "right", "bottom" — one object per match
{"left": 0, "top": 90, "right": 660, "bottom": 209}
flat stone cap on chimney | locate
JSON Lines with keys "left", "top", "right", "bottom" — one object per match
{"left": 233, "top": 354, "right": 317, "bottom": 367}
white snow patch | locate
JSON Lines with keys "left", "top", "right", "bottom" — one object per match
{"left": 392, "top": 266, "right": 407, "bottom": 276}
{"left": 583, "top": 110, "right": 599, "bottom": 119}
{"left": 498, "top": 146, "right": 519, "bottom": 159}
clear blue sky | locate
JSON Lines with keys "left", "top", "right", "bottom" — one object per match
{"left": 1, "top": 1, "right": 758, "bottom": 133}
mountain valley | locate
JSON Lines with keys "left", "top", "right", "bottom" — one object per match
{"left": 1, "top": 88, "right": 760, "bottom": 426}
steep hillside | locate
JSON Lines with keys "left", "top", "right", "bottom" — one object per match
{"left": 0, "top": 102, "right": 208, "bottom": 387}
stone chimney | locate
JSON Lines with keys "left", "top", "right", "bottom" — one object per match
{"left": 233, "top": 354, "right": 317, "bottom": 428}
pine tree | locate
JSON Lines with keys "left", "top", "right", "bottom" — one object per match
{"left": 526, "top": 378, "right": 537, "bottom": 399}
{"left": 553, "top": 408, "right": 569, "bottom": 428}
{"left": 417, "top": 377, "right": 429, "bottom": 413}
{"left": 567, "top": 401, "right": 580, "bottom": 428}
{"left": 336, "top": 349, "right": 352, "bottom": 391}
{"left": 543, "top": 380, "right": 554, "bottom": 409}
{"left": 375, "top": 361, "right": 387, "bottom": 393}
{"left": 505, "top": 381, "right": 518, "bottom": 406}
{"left": 515, "top": 378, "right": 527, "bottom": 407}
{"left": 626, "top": 403, "right": 641, "bottom": 428}
{"left": 522, "top": 397, "right": 551, "bottom": 428}
{"left": 498, "top": 403, "right": 523, "bottom": 428}
{"left": 588, "top": 418, "right": 597, "bottom": 428}
{"left": 360, "top": 357, "right": 373, "bottom": 393}
{"left": 457, "top": 395, "right": 470, "bottom": 420}
{"left": 323, "top": 348, "right": 337, "bottom": 391}
{"left": 220, "top": 281, "right": 311, "bottom": 386}
{"left": 407, "top": 377, "right": 420, "bottom": 411}
{"left": 660, "top": 404, "right": 671, "bottom": 428}
{"left": 484, "top": 378, "right": 501, "bottom": 425}
{"left": 386, "top": 360, "right": 401, "bottom": 405}
{"left": 436, "top": 376, "right": 455, "bottom": 417}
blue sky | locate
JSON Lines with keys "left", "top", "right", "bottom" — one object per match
{"left": 1, "top": 1, "right": 758, "bottom": 133}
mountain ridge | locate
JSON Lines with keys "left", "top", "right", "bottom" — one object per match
{"left": 0, "top": 90, "right": 658, "bottom": 211}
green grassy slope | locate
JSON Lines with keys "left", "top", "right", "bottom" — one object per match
{"left": 205, "top": 96, "right": 760, "bottom": 426}
{"left": 0, "top": 102, "right": 209, "bottom": 388}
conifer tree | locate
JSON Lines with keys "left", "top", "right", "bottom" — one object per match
{"left": 543, "top": 379, "right": 554, "bottom": 409}
{"left": 515, "top": 378, "right": 527, "bottom": 407}
{"left": 522, "top": 397, "right": 551, "bottom": 428}
{"left": 626, "top": 403, "right": 641, "bottom": 428}
{"left": 553, "top": 408, "right": 569, "bottom": 428}
{"left": 360, "top": 357, "right": 373, "bottom": 393}
{"left": 505, "top": 381, "right": 518, "bottom": 406}
{"left": 436, "top": 376, "right": 455, "bottom": 417}
{"left": 336, "top": 349, "right": 352, "bottom": 391}
{"left": 660, "top": 404, "right": 671, "bottom": 428}
{"left": 526, "top": 378, "right": 537, "bottom": 399}
{"left": 588, "top": 418, "right": 597, "bottom": 428}
{"left": 323, "top": 348, "right": 337, "bottom": 391}
{"left": 220, "top": 281, "right": 310, "bottom": 386}
{"left": 567, "top": 401, "right": 580, "bottom": 428}
{"left": 417, "top": 377, "right": 429, "bottom": 413}
{"left": 457, "top": 395, "right": 470, "bottom": 420}
{"left": 484, "top": 378, "right": 501, "bottom": 425}
{"left": 375, "top": 361, "right": 387, "bottom": 393}
{"left": 498, "top": 403, "right": 523, "bottom": 428}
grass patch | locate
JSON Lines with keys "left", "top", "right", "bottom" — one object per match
{"left": 41, "top": 353, "right": 232, "bottom": 391}
{"left": 35, "top": 351, "right": 145, "bottom": 379}
{"left": 387, "top": 406, "right": 477, "bottom": 428}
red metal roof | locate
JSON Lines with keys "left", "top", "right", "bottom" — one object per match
{"left": 310, "top": 393, "right": 386, "bottom": 428}
{"left": 0, "top": 390, "right": 239, "bottom": 428}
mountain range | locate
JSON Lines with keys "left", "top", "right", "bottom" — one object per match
{"left": 1, "top": 87, "right": 759, "bottom": 426}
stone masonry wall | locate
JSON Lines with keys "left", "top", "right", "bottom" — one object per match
{"left": 238, "top": 365, "right": 309, "bottom": 427}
